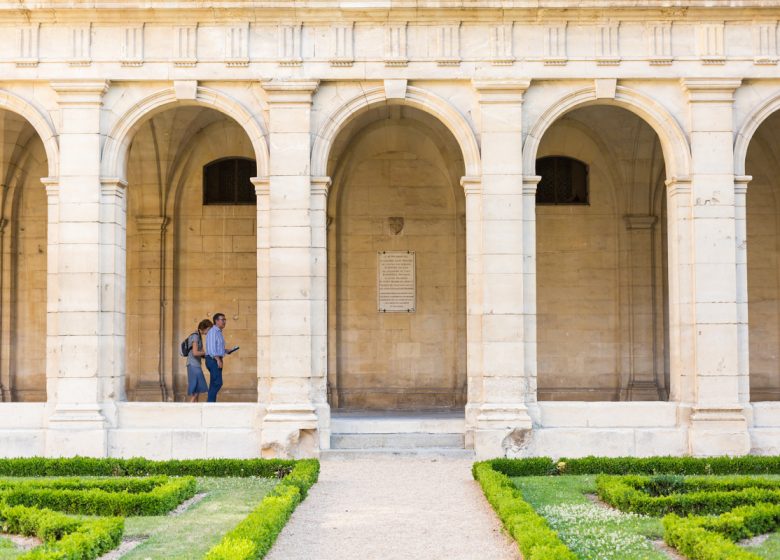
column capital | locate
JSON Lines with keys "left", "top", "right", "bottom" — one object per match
{"left": 665, "top": 176, "right": 692, "bottom": 197}
{"left": 100, "top": 177, "right": 128, "bottom": 199}
{"left": 262, "top": 79, "right": 319, "bottom": 103}
{"left": 623, "top": 214, "right": 658, "bottom": 230}
{"left": 680, "top": 78, "right": 742, "bottom": 102}
{"left": 50, "top": 80, "right": 110, "bottom": 105}
{"left": 41, "top": 176, "right": 59, "bottom": 197}
{"left": 472, "top": 79, "right": 531, "bottom": 103}
{"left": 522, "top": 175, "right": 542, "bottom": 195}
{"left": 460, "top": 175, "right": 481, "bottom": 195}
{"left": 251, "top": 176, "right": 270, "bottom": 197}
{"left": 311, "top": 176, "right": 331, "bottom": 197}
{"left": 734, "top": 175, "right": 752, "bottom": 195}
{"left": 135, "top": 215, "right": 168, "bottom": 233}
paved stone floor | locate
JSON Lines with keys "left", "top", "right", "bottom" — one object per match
{"left": 265, "top": 455, "right": 521, "bottom": 560}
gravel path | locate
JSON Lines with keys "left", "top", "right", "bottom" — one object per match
{"left": 266, "top": 455, "right": 521, "bottom": 560}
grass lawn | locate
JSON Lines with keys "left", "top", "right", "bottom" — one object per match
{"left": 513, "top": 475, "right": 669, "bottom": 560}
{"left": 0, "top": 476, "right": 277, "bottom": 560}
{"left": 513, "top": 474, "right": 780, "bottom": 560}
{"left": 121, "top": 476, "right": 277, "bottom": 560}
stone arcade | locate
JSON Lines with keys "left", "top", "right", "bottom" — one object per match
{"left": 1, "top": 0, "right": 780, "bottom": 460}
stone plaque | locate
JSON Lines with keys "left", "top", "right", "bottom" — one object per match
{"left": 377, "top": 251, "right": 416, "bottom": 312}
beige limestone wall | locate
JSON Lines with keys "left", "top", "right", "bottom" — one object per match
{"left": 327, "top": 108, "right": 466, "bottom": 410}
{"left": 4, "top": 132, "right": 47, "bottom": 402}
{"left": 126, "top": 110, "right": 257, "bottom": 402}
{"left": 747, "top": 111, "right": 780, "bottom": 401}
{"left": 536, "top": 106, "right": 668, "bottom": 401}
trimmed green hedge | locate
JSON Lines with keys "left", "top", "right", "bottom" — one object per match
{"left": 472, "top": 462, "right": 575, "bottom": 560}
{"left": 596, "top": 474, "right": 780, "bottom": 516}
{"left": 0, "top": 457, "right": 294, "bottom": 478}
{"left": 205, "top": 459, "right": 320, "bottom": 560}
{"left": 0, "top": 503, "right": 123, "bottom": 560}
{"left": 488, "top": 455, "right": 780, "bottom": 476}
{"left": 0, "top": 475, "right": 169, "bottom": 494}
{"left": 0, "top": 476, "right": 197, "bottom": 516}
{"left": 662, "top": 502, "right": 780, "bottom": 560}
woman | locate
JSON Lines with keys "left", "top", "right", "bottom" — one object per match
{"left": 187, "top": 319, "right": 212, "bottom": 402}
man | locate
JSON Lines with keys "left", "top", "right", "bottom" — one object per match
{"left": 205, "top": 312, "right": 228, "bottom": 402}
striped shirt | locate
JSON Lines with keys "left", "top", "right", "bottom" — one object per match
{"left": 205, "top": 326, "right": 225, "bottom": 358}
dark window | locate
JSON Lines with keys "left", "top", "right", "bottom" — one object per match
{"left": 536, "top": 156, "right": 589, "bottom": 205}
{"left": 203, "top": 157, "right": 257, "bottom": 205}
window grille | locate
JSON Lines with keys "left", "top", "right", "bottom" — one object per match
{"left": 203, "top": 157, "right": 257, "bottom": 205}
{"left": 535, "top": 156, "right": 589, "bottom": 205}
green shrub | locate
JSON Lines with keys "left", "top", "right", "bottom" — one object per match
{"left": 663, "top": 513, "right": 763, "bottom": 560}
{"left": 473, "top": 462, "right": 576, "bottom": 560}
{"left": 204, "top": 459, "right": 320, "bottom": 560}
{"left": 0, "top": 457, "right": 294, "bottom": 478}
{"left": 596, "top": 475, "right": 780, "bottom": 516}
{"left": 0, "top": 503, "right": 123, "bottom": 560}
{"left": 1, "top": 476, "right": 196, "bottom": 516}
{"left": 487, "top": 458, "right": 555, "bottom": 477}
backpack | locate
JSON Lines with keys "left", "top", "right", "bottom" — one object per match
{"left": 179, "top": 332, "right": 199, "bottom": 358}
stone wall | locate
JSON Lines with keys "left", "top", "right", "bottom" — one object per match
{"left": 126, "top": 110, "right": 257, "bottom": 402}
{"left": 327, "top": 108, "right": 466, "bottom": 410}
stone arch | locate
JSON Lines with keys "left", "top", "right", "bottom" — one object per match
{"left": 524, "top": 86, "right": 691, "bottom": 181}
{"left": 735, "top": 92, "right": 780, "bottom": 176}
{"left": 0, "top": 89, "right": 58, "bottom": 178}
{"left": 102, "top": 86, "right": 269, "bottom": 181}
{"left": 311, "top": 85, "right": 480, "bottom": 179}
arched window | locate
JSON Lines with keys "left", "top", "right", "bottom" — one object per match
{"left": 203, "top": 157, "right": 257, "bottom": 205}
{"left": 535, "top": 156, "right": 589, "bottom": 205}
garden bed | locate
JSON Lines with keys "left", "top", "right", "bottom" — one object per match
{"left": 0, "top": 457, "right": 318, "bottom": 560}
{"left": 474, "top": 456, "right": 780, "bottom": 560}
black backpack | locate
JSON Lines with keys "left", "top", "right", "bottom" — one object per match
{"left": 179, "top": 332, "right": 199, "bottom": 358}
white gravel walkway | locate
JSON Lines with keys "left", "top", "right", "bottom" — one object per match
{"left": 265, "top": 455, "right": 521, "bottom": 560}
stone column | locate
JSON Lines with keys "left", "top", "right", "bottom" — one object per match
{"left": 472, "top": 80, "right": 533, "bottom": 459}
{"left": 734, "top": 175, "right": 751, "bottom": 405}
{"left": 681, "top": 78, "right": 749, "bottom": 456}
{"left": 259, "top": 80, "right": 322, "bottom": 458}
{"left": 47, "top": 80, "right": 122, "bottom": 457}
{"left": 621, "top": 214, "right": 662, "bottom": 400}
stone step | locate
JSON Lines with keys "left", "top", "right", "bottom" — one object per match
{"left": 330, "top": 413, "right": 465, "bottom": 434}
{"left": 321, "top": 448, "right": 475, "bottom": 461}
{"left": 330, "top": 432, "right": 465, "bottom": 450}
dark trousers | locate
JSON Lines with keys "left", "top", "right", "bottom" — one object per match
{"left": 205, "top": 356, "right": 223, "bottom": 402}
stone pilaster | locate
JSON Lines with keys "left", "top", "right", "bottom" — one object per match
{"left": 734, "top": 175, "right": 751, "bottom": 406}
{"left": 681, "top": 78, "right": 749, "bottom": 456}
{"left": 46, "top": 80, "right": 115, "bottom": 457}
{"left": 311, "top": 176, "right": 331, "bottom": 450}
{"left": 462, "top": 175, "right": 482, "bottom": 449}
{"left": 129, "top": 215, "right": 168, "bottom": 401}
{"left": 260, "top": 80, "right": 321, "bottom": 458}
{"left": 522, "top": 176, "right": 541, "bottom": 410}
{"left": 253, "top": 177, "right": 271, "bottom": 413}
{"left": 472, "top": 80, "right": 533, "bottom": 459}
{"left": 621, "top": 214, "right": 663, "bottom": 400}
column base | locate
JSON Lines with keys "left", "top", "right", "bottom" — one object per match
{"left": 474, "top": 404, "right": 533, "bottom": 460}
{"left": 622, "top": 381, "right": 663, "bottom": 401}
{"left": 689, "top": 406, "right": 750, "bottom": 456}
{"left": 46, "top": 404, "right": 108, "bottom": 457}
{"left": 260, "top": 404, "right": 320, "bottom": 459}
